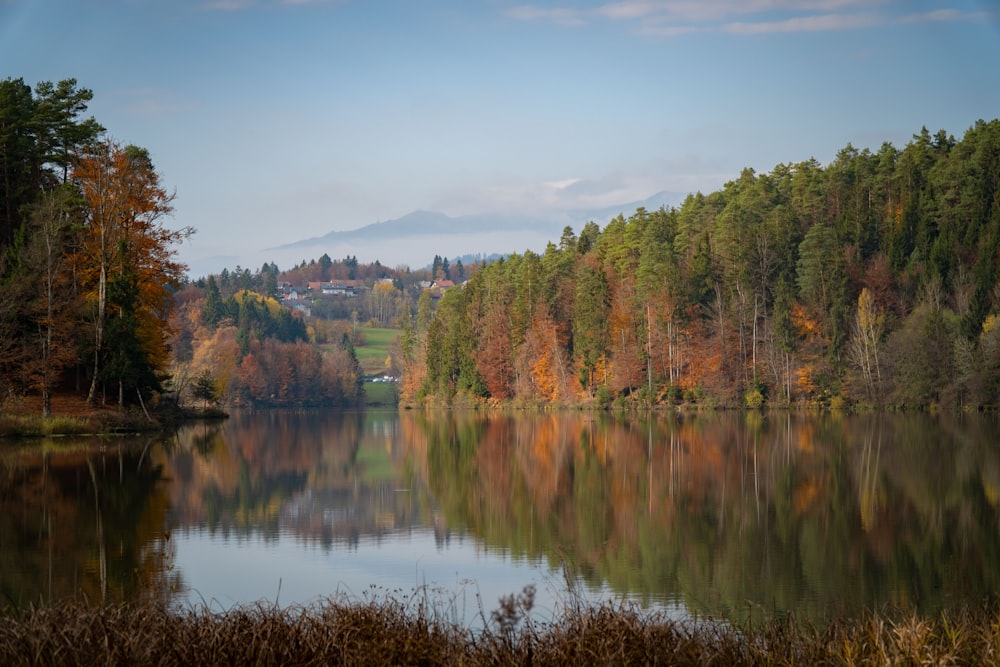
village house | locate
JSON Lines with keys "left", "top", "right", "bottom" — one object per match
{"left": 281, "top": 284, "right": 310, "bottom": 301}
{"left": 308, "top": 280, "right": 360, "bottom": 297}
{"left": 427, "top": 279, "right": 456, "bottom": 300}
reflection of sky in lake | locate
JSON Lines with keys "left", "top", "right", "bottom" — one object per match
{"left": 172, "top": 528, "right": 678, "bottom": 627}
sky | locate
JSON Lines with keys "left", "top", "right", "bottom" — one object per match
{"left": 2, "top": 0, "right": 999, "bottom": 277}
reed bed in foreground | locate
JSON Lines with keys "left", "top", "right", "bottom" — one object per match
{"left": 1, "top": 594, "right": 999, "bottom": 666}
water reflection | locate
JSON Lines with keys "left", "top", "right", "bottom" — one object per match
{"left": 404, "top": 410, "right": 1000, "bottom": 622}
{"left": 164, "top": 410, "right": 432, "bottom": 546}
{"left": 0, "top": 410, "right": 997, "bottom": 623}
{"left": 0, "top": 438, "right": 176, "bottom": 607}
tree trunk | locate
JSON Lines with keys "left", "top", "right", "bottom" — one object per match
{"left": 87, "top": 262, "right": 107, "bottom": 405}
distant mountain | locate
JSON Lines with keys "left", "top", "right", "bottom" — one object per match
{"left": 573, "top": 190, "right": 689, "bottom": 225}
{"left": 273, "top": 190, "right": 689, "bottom": 251}
{"left": 275, "top": 210, "right": 569, "bottom": 249}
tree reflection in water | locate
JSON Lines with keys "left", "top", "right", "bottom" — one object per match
{"left": 408, "top": 410, "right": 1000, "bottom": 623}
{"left": 0, "top": 438, "right": 176, "bottom": 608}
{"left": 1, "top": 410, "right": 997, "bottom": 624}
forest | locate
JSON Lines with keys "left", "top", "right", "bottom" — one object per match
{"left": 4, "top": 75, "right": 999, "bottom": 413}
{"left": 0, "top": 77, "right": 196, "bottom": 416}
{"left": 402, "top": 120, "right": 1000, "bottom": 410}
{"left": 0, "top": 77, "right": 370, "bottom": 414}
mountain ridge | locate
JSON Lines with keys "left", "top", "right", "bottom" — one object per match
{"left": 273, "top": 190, "right": 688, "bottom": 250}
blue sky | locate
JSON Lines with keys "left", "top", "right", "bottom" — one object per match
{"left": 3, "top": 0, "right": 998, "bottom": 275}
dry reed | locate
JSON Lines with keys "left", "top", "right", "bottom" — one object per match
{"left": 1, "top": 594, "right": 999, "bottom": 666}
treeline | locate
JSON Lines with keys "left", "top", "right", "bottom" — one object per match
{"left": 171, "top": 285, "right": 366, "bottom": 408}
{"left": 0, "top": 77, "right": 189, "bottom": 415}
{"left": 186, "top": 251, "right": 472, "bottom": 328}
{"left": 169, "top": 240, "right": 492, "bottom": 406}
{"left": 403, "top": 121, "right": 1000, "bottom": 410}
{"left": 192, "top": 258, "right": 412, "bottom": 325}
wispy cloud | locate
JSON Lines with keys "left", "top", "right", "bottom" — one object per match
{"left": 898, "top": 8, "right": 982, "bottom": 24}
{"left": 506, "top": 6, "right": 586, "bottom": 26}
{"left": 431, "top": 164, "right": 715, "bottom": 217}
{"left": 203, "top": 0, "right": 344, "bottom": 10}
{"left": 506, "top": 1, "right": 975, "bottom": 36}
{"left": 204, "top": 0, "right": 255, "bottom": 10}
{"left": 281, "top": 0, "right": 350, "bottom": 5}
{"left": 725, "top": 12, "right": 880, "bottom": 34}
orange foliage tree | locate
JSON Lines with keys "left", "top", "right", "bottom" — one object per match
{"left": 473, "top": 294, "right": 514, "bottom": 400}
{"left": 516, "top": 306, "right": 570, "bottom": 403}
{"left": 15, "top": 188, "right": 83, "bottom": 415}
{"left": 71, "top": 139, "right": 191, "bottom": 405}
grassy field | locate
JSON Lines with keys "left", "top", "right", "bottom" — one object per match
{"left": 355, "top": 327, "right": 399, "bottom": 376}
{"left": 354, "top": 327, "right": 400, "bottom": 406}
{"left": 362, "top": 380, "right": 398, "bottom": 407}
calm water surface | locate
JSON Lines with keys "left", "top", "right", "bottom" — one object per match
{"left": 1, "top": 409, "right": 998, "bottom": 624}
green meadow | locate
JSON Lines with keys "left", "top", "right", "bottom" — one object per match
{"left": 355, "top": 327, "right": 399, "bottom": 375}
{"left": 356, "top": 327, "right": 400, "bottom": 406}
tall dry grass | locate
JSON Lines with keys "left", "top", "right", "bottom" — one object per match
{"left": 0, "top": 414, "right": 97, "bottom": 438}
{"left": 1, "top": 592, "right": 998, "bottom": 666}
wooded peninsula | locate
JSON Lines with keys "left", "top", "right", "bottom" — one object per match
{"left": 2, "top": 76, "right": 999, "bottom": 416}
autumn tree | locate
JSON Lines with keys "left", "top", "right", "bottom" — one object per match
{"left": 516, "top": 305, "right": 570, "bottom": 402}
{"left": 847, "top": 287, "right": 885, "bottom": 402}
{"left": 369, "top": 280, "right": 398, "bottom": 325}
{"left": 71, "top": 139, "right": 191, "bottom": 406}
{"left": 20, "top": 186, "right": 84, "bottom": 414}
{"left": 469, "top": 268, "right": 515, "bottom": 400}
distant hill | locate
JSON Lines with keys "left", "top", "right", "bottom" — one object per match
{"left": 277, "top": 210, "right": 568, "bottom": 248}
{"left": 273, "top": 190, "right": 688, "bottom": 251}
{"left": 183, "top": 191, "right": 690, "bottom": 278}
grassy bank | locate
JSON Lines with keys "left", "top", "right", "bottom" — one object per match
{"left": 0, "top": 414, "right": 98, "bottom": 438}
{"left": 362, "top": 379, "right": 398, "bottom": 406}
{"left": 2, "top": 594, "right": 998, "bottom": 666}
{"left": 0, "top": 393, "right": 227, "bottom": 439}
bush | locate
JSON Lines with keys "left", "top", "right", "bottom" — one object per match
{"left": 595, "top": 385, "right": 613, "bottom": 408}
{"left": 743, "top": 387, "right": 765, "bottom": 409}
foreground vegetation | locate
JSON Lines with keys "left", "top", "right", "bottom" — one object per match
{"left": 2, "top": 595, "right": 998, "bottom": 666}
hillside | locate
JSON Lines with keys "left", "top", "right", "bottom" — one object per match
{"left": 402, "top": 121, "right": 1000, "bottom": 411}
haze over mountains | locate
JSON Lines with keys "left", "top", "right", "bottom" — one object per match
{"left": 184, "top": 191, "right": 687, "bottom": 278}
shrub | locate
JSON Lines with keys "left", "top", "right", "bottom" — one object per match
{"left": 743, "top": 387, "right": 765, "bottom": 409}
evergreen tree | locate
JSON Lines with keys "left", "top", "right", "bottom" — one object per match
{"left": 100, "top": 245, "right": 162, "bottom": 409}
{"left": 202, "top": 275, "right": 223, "bottom": 326}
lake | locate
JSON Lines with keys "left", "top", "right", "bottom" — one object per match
{"left": 1, "top": 409, "right": 998, "bottom": 625}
